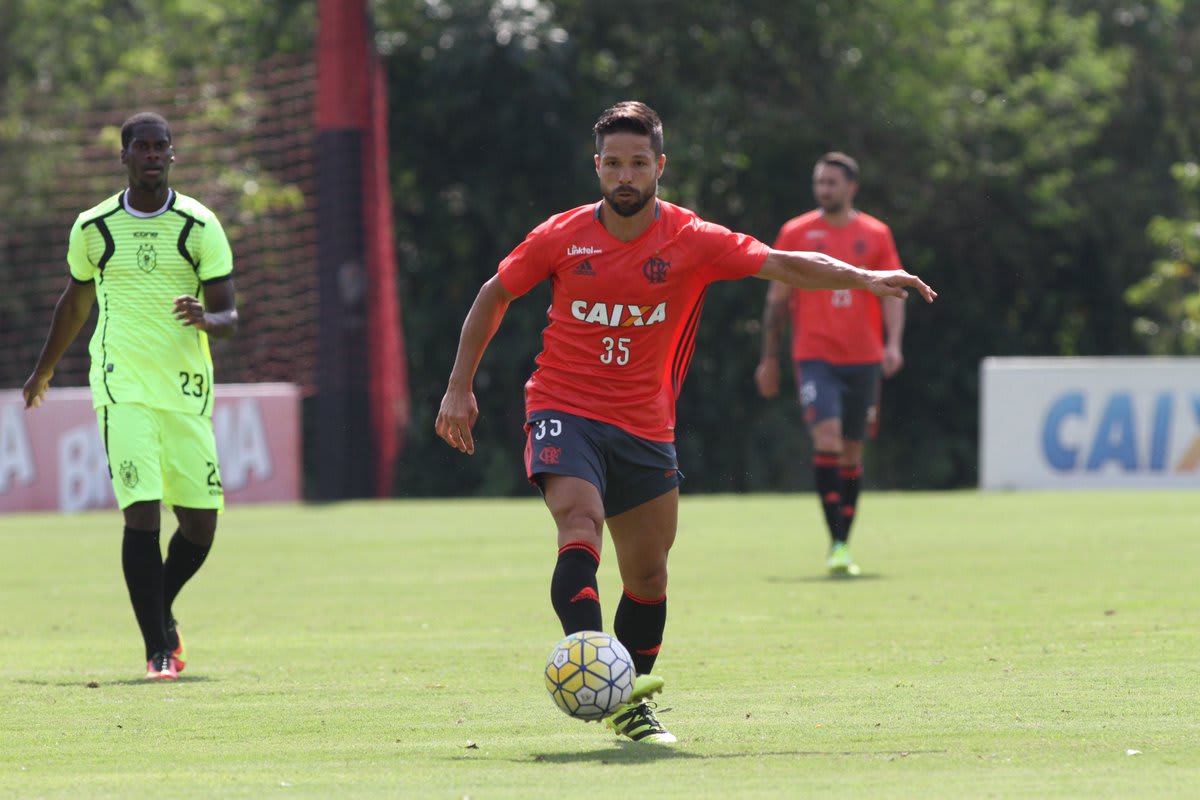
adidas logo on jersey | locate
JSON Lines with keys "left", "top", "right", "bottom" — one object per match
{"left": 573, "top": 260, "right": 595, "bottom": 276}
{"left": 570, "top": 300, "right": 667, "bottom": 327}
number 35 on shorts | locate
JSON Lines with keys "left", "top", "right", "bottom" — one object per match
{"left": 533, "top": 418, "right": 562, "bottom": 440}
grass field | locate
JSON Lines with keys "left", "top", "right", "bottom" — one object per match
{"left": 1, "top": 491, "right": 1197, "bottom": 798}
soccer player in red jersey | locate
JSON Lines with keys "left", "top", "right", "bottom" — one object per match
{"left": 436, "top": 104, "right": 934, "bottom": 743}
{"left": 755, "top": 152, "right": 906, "bottom": 577}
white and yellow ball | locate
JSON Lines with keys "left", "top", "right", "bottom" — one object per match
{"left": 544, "top": 630, "right": 634, "bottom": 720}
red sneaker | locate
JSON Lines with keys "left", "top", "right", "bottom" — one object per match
{"left": 145, "top": 651, "right": 179, "bottom": 680}
{"left": 168, "top": 620, "right": 187, "bottom": 674}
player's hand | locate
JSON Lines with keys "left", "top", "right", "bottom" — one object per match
{"left": 882, "top": 343, "right": 904, "bottom": 378}
{"left": 436, "top": 387, "right": 480, "bottom": 455}
{"left": 864, "top": 270, "right": 936, "bottom": 303}
{"left": 22, "top": 368, "right": 53, "bottom": 409}
{"left": 173, "top": 295, "right": 208, "bottom": 329}
{"left": 754, "top": 359, "right": 781, "bottom": 398}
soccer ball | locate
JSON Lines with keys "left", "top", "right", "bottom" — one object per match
{"left": 544, "top": 630, "right": 634, "bottom": 720}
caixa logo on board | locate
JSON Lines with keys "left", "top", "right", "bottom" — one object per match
{"left": 1041, "top": 391, "right": 1200, "bottom": 473}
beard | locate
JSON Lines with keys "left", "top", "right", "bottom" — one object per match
{"left": 604, "top": 185, "right": 655, "bottom": 217}
{"left": 818, "top": 198, "right": 847, "bottom": 215}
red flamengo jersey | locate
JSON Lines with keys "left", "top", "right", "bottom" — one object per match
{"left": 774, "top": 210, "right": 902, "bottom": 365}
{"left": 498, "top": 200, "right": 769, "bottom": 441}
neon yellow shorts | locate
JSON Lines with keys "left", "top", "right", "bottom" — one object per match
{"left": 97, "top": 404, "right": 224, "bottom": 511}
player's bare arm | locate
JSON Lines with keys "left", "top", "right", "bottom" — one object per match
{"left": 23, "top": 278, "right": 97, "bottom": 409}
{"left": 754, "top": 281, "right": 791, "bottom": 398}
{"left": 881, "top": 296, "right": 906, "bottom": 378}
{"left": 173, "top": 278, "right": 238, "bottom": 338}
{"left": 436, "top": 275, "right": 516, "bottom": 455}
{"left": 756, "top": 249, "right": 936, "bottom": 303}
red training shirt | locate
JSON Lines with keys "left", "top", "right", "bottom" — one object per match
{"left": 497, "top": 200, "right": 770, "bottom": 442}
{"left": 773, "top": 210, "right": 902, "bottom": 365}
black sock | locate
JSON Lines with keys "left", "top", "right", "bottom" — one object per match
{"left": 162, "top": 529, "right": 212, "bottom": 622}
{"left": 814, "top": 451, "right": 844, "bottom": 543}
{"left": 550, "top": 542, "right": 602, "bottom": 635}
{"left": 122, "top": 526, "right": 168, "bottom": 660}
{"left": 614, "top": 588, "right": 667, "bottom": 675}
{"left": 840, "top": 464, "right": 863, "bottom": 543}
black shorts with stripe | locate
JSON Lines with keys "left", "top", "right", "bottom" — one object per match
{"left": 794, "top": 360, "right": 882, "bottom": 441}
{"left": 524, "top": 410, "right": 684, "bottom": 517}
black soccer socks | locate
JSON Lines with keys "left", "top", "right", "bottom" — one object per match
{"left": 814, "top": 451, "right": 845, "bottom": 543}
{"left": 550, "top": 541, "right": 603, "bottom": 635}
{"left": 121, "top": 526, "right": 169, "bottom": 660}
{"left": 614, "top": 588, "right": 666, "bottom": 675}
{"left": 162, "top": 528, "right": 212, "bottom": 621}
{"left": 839, "top": 464, "right": 863, "bottom": 543}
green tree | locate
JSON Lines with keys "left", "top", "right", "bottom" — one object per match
{"left": 1127, "top": 162, "right": 1200, "bottom": 353}
{"left": 379, "top": 0, "right": 1136, "bottom": 494}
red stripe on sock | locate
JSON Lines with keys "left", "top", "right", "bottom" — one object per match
{"left": 622, "top": 587, "right": 666, "bottom": 605}
{"left": 570, "top": 587, "right": 599, "bottom": 603}
{"left": 635, "top": 644, "right": 662, "bottom": 656}
{"left": 839, "top": 465, "right": 863, "bottom": 479}
{"left": 814, "top": 453, "right": 840, "bottom": 467}
{"left": 559, "top": 540, "right": 600, "bottom": 564}
{"left": 840, "top": 506, "right": 856, "bottom": 518}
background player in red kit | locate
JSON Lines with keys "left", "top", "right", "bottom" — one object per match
{"left": 436, "top": 104, "right": 935, "bottom": 743}
{"left": 755, "top": 152, "right": 906, "bottom": 577}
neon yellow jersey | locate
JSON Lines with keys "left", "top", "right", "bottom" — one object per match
{"left": 68, "top": 190, "right": 233, "bottom": 416}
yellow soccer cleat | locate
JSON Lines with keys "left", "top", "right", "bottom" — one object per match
{"left": 605, "top": 700, "right": 676, "bottom": 743}
{"left": 605, "top": 674, "right": 675, "bottom": 743}
{"left": 826, "top": 542, "right": 861, "bottom": 577}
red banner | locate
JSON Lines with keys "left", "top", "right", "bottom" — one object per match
{"left": 0, "top": 384, "right": 302, "bottom": 513}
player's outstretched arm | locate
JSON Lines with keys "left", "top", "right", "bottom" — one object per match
{"left": 756, "top": 249, "right": 936, "bottom": 303}
{"left": 23, "top": 278, "right": 97, "bottom": 409}
{"left": 436, "top": 275, "right": 516, "bottom": 455}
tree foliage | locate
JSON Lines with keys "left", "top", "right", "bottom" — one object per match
{"left": 3, "top": 0, "right": 1198, "bottom": 495}
{"left": 378, "top": 0, "right": 1184, "bottom": 494}
{"left": 1128, "top": 161, "right": 1200, "bottom": 353}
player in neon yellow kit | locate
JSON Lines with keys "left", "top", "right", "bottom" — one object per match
{"left": 24, "top": 112, "right": 239, "bottom": 680}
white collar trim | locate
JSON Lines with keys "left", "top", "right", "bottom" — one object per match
{"left": 123, "top": 189, "right": 174, "bottom": 218}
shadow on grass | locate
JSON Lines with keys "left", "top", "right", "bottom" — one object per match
{"left": 520, "top": 747, "right": 946, "bottom": 765}
{"left": 15, "top": 675, "right": 216, "bottom": 688}
{"left": 523, "top": 742, "right": 703, "bottom": 764}
{"left": 766, "top": 573, "right": 885, "bottom": 584}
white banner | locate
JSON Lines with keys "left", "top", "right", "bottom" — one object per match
{"left": 980, "top": 357, "right": 1200, "bottom": 489}
{"left": 0, "top": 384, "right": 302, "bottom": 512}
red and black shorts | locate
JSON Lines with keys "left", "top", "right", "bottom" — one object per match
{"left": 524, "top": 410, "right": 684, "bottom": 517}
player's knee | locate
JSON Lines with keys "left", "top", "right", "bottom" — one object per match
{"left": 182, "top": 527, "right": 216, "bottom": 548}
{"left": 811, "top": 431, "right": 843, "bottom": 453}
{"left": 122, "top": 501, "right": 160, "bottom": 531}
{"left": 176, "top": 510, "right": 217, "bottom": 547}
{"left": 555, "top": 509, "right": 604, "bottom": 544}
{"left": 624, "top": 559, "right": 668, "bottom": 598}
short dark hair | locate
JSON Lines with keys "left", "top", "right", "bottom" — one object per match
{"left": 593, "top": 101, "right": 664, "bottom": 157}
{"left": 817, "top": 151, "right": 859, "bottom": 182}
{"left": 121, "top": 112, "right": 172, "bottom": 150}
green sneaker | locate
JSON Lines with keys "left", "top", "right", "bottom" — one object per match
{"left": 827, "top": 542, "right": 861, "bottom": 577}
{"left": 605, "top": 700, "right": 676, "bottom": 743}
{"left": 629, "top": 673, "right": 664, "bottom": 703}
{"left": 604, "top": 673, "right": 676, "bottom": 743}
